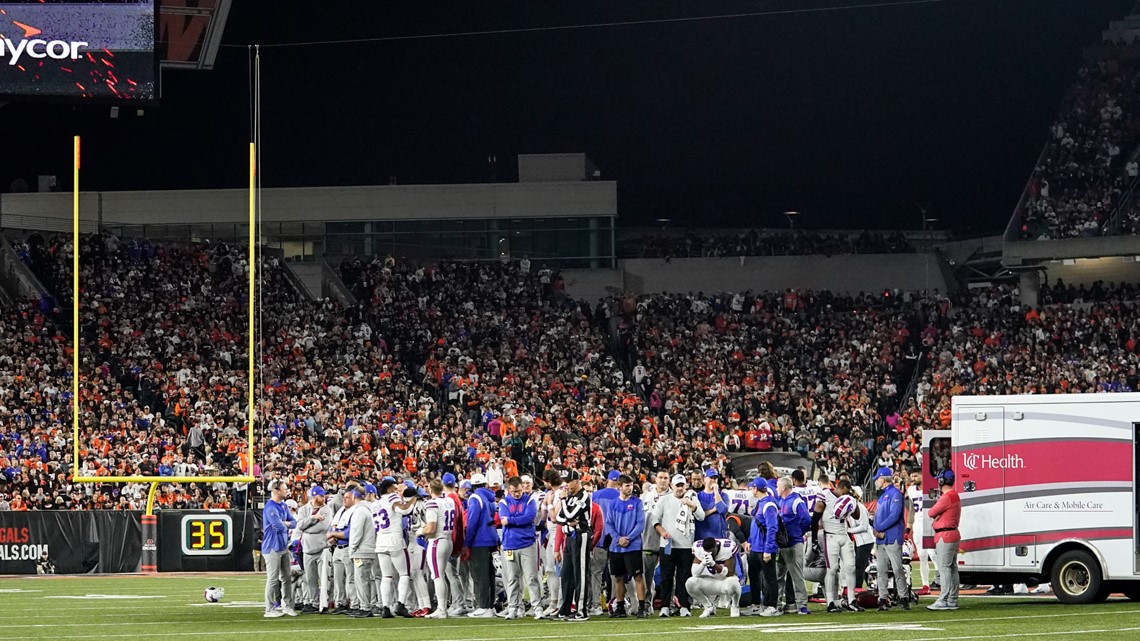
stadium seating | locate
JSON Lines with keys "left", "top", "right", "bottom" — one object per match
{"left": 7, "top": 229, "right": 1140, "bottom": 511}
{"left": 1017, "top": 60, "right": 1140, "bottom": 239}
{"left": 620, "top": 230, "right": 915, "bottom": 259}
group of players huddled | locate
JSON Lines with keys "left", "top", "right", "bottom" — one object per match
{"left": 259, "top": 461, "right": 959, "bottom": 621}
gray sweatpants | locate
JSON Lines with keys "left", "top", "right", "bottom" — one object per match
{"left": 502, "top": 542, "right": 543, "bottom": 612}
{"left": 643, "top": 551, "right": 661, "bottom": 604}
{"left": 332, "top": 546, "right": 356, "bottom": 607}
{"left": 876, "top": 543, "right": 906, "bottom": 602}
{"left": 777, "top": 542, "right": 807, "bottom": 609}
{"left": 264, "top": 550, "right": 294, "bottom": 612}
{"left": 589, "top": 547, "right": 608, "bottom": 610}
{"left": 302, "top": 552, "right": 325, "bottom": 607}
{"left": 935, "top": 540, "right": 960, "bottom": 606}
{"left": 352, "top": 556, "right": 378, "bottom": 610}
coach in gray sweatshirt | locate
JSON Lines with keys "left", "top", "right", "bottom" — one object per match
{"left": 295, "top": 486, "right": 334, "bottom": 612}
{"left": 346, "top": 488, "right": 378, "bottom": 616}
{"left": 650, "top": 474, "right": 706, "bottom": 616}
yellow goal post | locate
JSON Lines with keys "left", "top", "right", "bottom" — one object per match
{"left": 70, "top": 137, "right": 257, "bottom": 486}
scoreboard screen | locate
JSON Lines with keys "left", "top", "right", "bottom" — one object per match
{"left": 180, "top": 514, "right": 232, "bottom": 556}
{"left": 0, "top": 0, "right": 158, "bottom": 102}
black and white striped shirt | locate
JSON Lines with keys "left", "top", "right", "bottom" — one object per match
{"left": 556, "top": 489, "right": 593, "bottom": 535}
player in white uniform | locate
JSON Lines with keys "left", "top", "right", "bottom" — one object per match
{"left": 419, "top": 479, "right": 456, "bottom": 619}
{"left": 685, "top": 537, "right": 742, "bottom": 618}
{"left": 519, "top": 475, "right": 546, "bottom": 618}
{"left": 725, "top": 481, "right": 760, "bottom": 517}
{"left": 539, "top": 469, "right": 565, "bottom": 618}
{"left": 406, "top": 486, "right": 433, "bottom": 615}
{"left": 373, "top": 479, "right": 418, "bottom": 618}
{"left": 819, "top": 479, "right": 863, "bottom": 613}
{"left": 907, "top": 473, "right": 936, "bottom": 594}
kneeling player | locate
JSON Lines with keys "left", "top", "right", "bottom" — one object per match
{"left": 685, "top": 537, "right": 741, "bottom": 618}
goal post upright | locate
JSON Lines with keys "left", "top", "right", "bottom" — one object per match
{"left": 247, "top": 141, "right": 256, "bottom": 471}
{"left": 70, "top": 138, "right": 258, "bottom": 488}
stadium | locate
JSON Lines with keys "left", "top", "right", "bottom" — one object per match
{"left": 3, "top": 1, "right": 1140, "bottom": 641}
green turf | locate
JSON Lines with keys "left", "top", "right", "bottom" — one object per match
{"left": 1, "top": 575, "right": 1138, "bottom": 641}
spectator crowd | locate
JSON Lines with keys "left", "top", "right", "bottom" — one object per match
{"left": 1018, "top": 59, "right": 1140, "bottom": 239}
{"left": 4, "top": 229, "right": 1140, "bottom": 514}
{"left": 621, "top": 230, "right": 915, "bottom": 259}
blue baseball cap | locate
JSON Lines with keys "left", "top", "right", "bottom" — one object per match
{"left": 382, "top": 476, "right": 396, "bottom": 484}
{"left": 749, "top": 477, "right": 768, "bottom": 492}
{"left": 309, "top": 486, "right": 327, "bottom": 497}
{"left": 874, "top": 467, "right": 894, "bottom": 480}
{"left": 607, "top": 470, "right": 621, "bottom": 482}
{"left": 363, "top": 483, "right": 378, "bottom": 495}
{"left": 405, "top": 479, "right": 417, "bottom": 489}
{"left": 442, "top": 473, "right": 457, "bottom": 486}
{"left": 938, "top": 469, "right": 955, "bottom": 484}
{"left": 346, "top": 487, "right": 363, "bottom": 498}
{"left": 704, "top": 468, "right": 720, "bottom": 478}
{"left": 418, "top": 488, "right": 429, "bottom": 498}
{"left": 460, "top": 480, "right": 472, "bottom": 491}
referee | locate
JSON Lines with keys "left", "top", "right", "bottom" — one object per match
{"left": 555, "top": 468, "right": 593, "bottom": 622}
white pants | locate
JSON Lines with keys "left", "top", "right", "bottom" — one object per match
{"left": 377, "top": 547, "right": 411, "bottom": 608}
{"left": 685, "top": 575, "right": 741, "bottom": 608}
{"left": 823, "top": 532, "right": 856, "bottom": 605}
{"left": 913, "top": 515, "right": 937, "bottom": 586}
{"left": 502, "top": 542, "right": 543, "bottom": 612}
{"left": 408, "top": 542, "right": 431, "bottom": 610}
{"left": 426, "top": 538, "right": 453, "bottom": 612}
{"left": 543, "top": 537, "right": 562, "bottom": 612}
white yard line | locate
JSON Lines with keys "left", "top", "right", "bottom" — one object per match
{"left": 888, "top": 626, "right": 1140, "bottom": 641}
{"left": 11, "top": 607, "right": 1140, "bottom": 636}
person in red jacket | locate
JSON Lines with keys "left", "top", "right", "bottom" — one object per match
{"left": 926, "top": 469, "right": 960, "bottom": 611}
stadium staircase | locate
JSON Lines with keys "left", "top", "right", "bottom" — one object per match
{"left": 280, "top": 256, "right": 357, "bottom": 307}
{"left": 0, "top": 238, "right": 55, "bottom": 314}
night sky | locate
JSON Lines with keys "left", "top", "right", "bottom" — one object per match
{"left": 2, "top": 0, "right": 1135, "bottom": 234}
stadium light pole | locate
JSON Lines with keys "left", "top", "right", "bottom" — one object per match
{"left": 784, "top": 210, "right": 801, "bottom": 230}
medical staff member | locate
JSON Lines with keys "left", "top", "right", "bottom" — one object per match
{"left": 926, "top": 469, "right": 961, "bottom": 611}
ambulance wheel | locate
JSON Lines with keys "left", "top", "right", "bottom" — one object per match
{"left": 1051, "top": 550, "right": 1102, "bottom": 605}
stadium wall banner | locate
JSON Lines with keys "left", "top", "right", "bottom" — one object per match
{"left": 0, "top": 511, "right": 142, "bottom": 574}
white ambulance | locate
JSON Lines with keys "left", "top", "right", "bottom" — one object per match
{"left": 920, "top": 393, "right": 1140, "bottom": 604}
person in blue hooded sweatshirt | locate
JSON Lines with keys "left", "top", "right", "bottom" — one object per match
{"left": 871, "top": 467, "right": 909, "bottom": 611}
{"left": 463, "top": 472, "right": 499, "bottom": 617}
{"left": 695, "top": 468, "right": 729, "bottom": 540}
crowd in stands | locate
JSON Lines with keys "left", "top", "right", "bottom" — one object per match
{"left": 6, "top": 227, "right": 1140, "bottom": 511}
{"left": 912, "top": 281, "right": 1140, "bottom": 426}
{"left": 621, "top": 230, "right": 915, "bottom": 259}
{"left": 1018, "top": 59, "right": 1140, "bottom": 239}
{"left": 614, "top": 288, "right": 934, "bottom": 484}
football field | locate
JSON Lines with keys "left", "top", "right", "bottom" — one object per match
{"left": 2, "top": 575, "right": 1139, "bottom": 641}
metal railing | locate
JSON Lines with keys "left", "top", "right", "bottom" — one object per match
{"left": 1004, "top": 146, "right": 1049, "bottom": 242}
